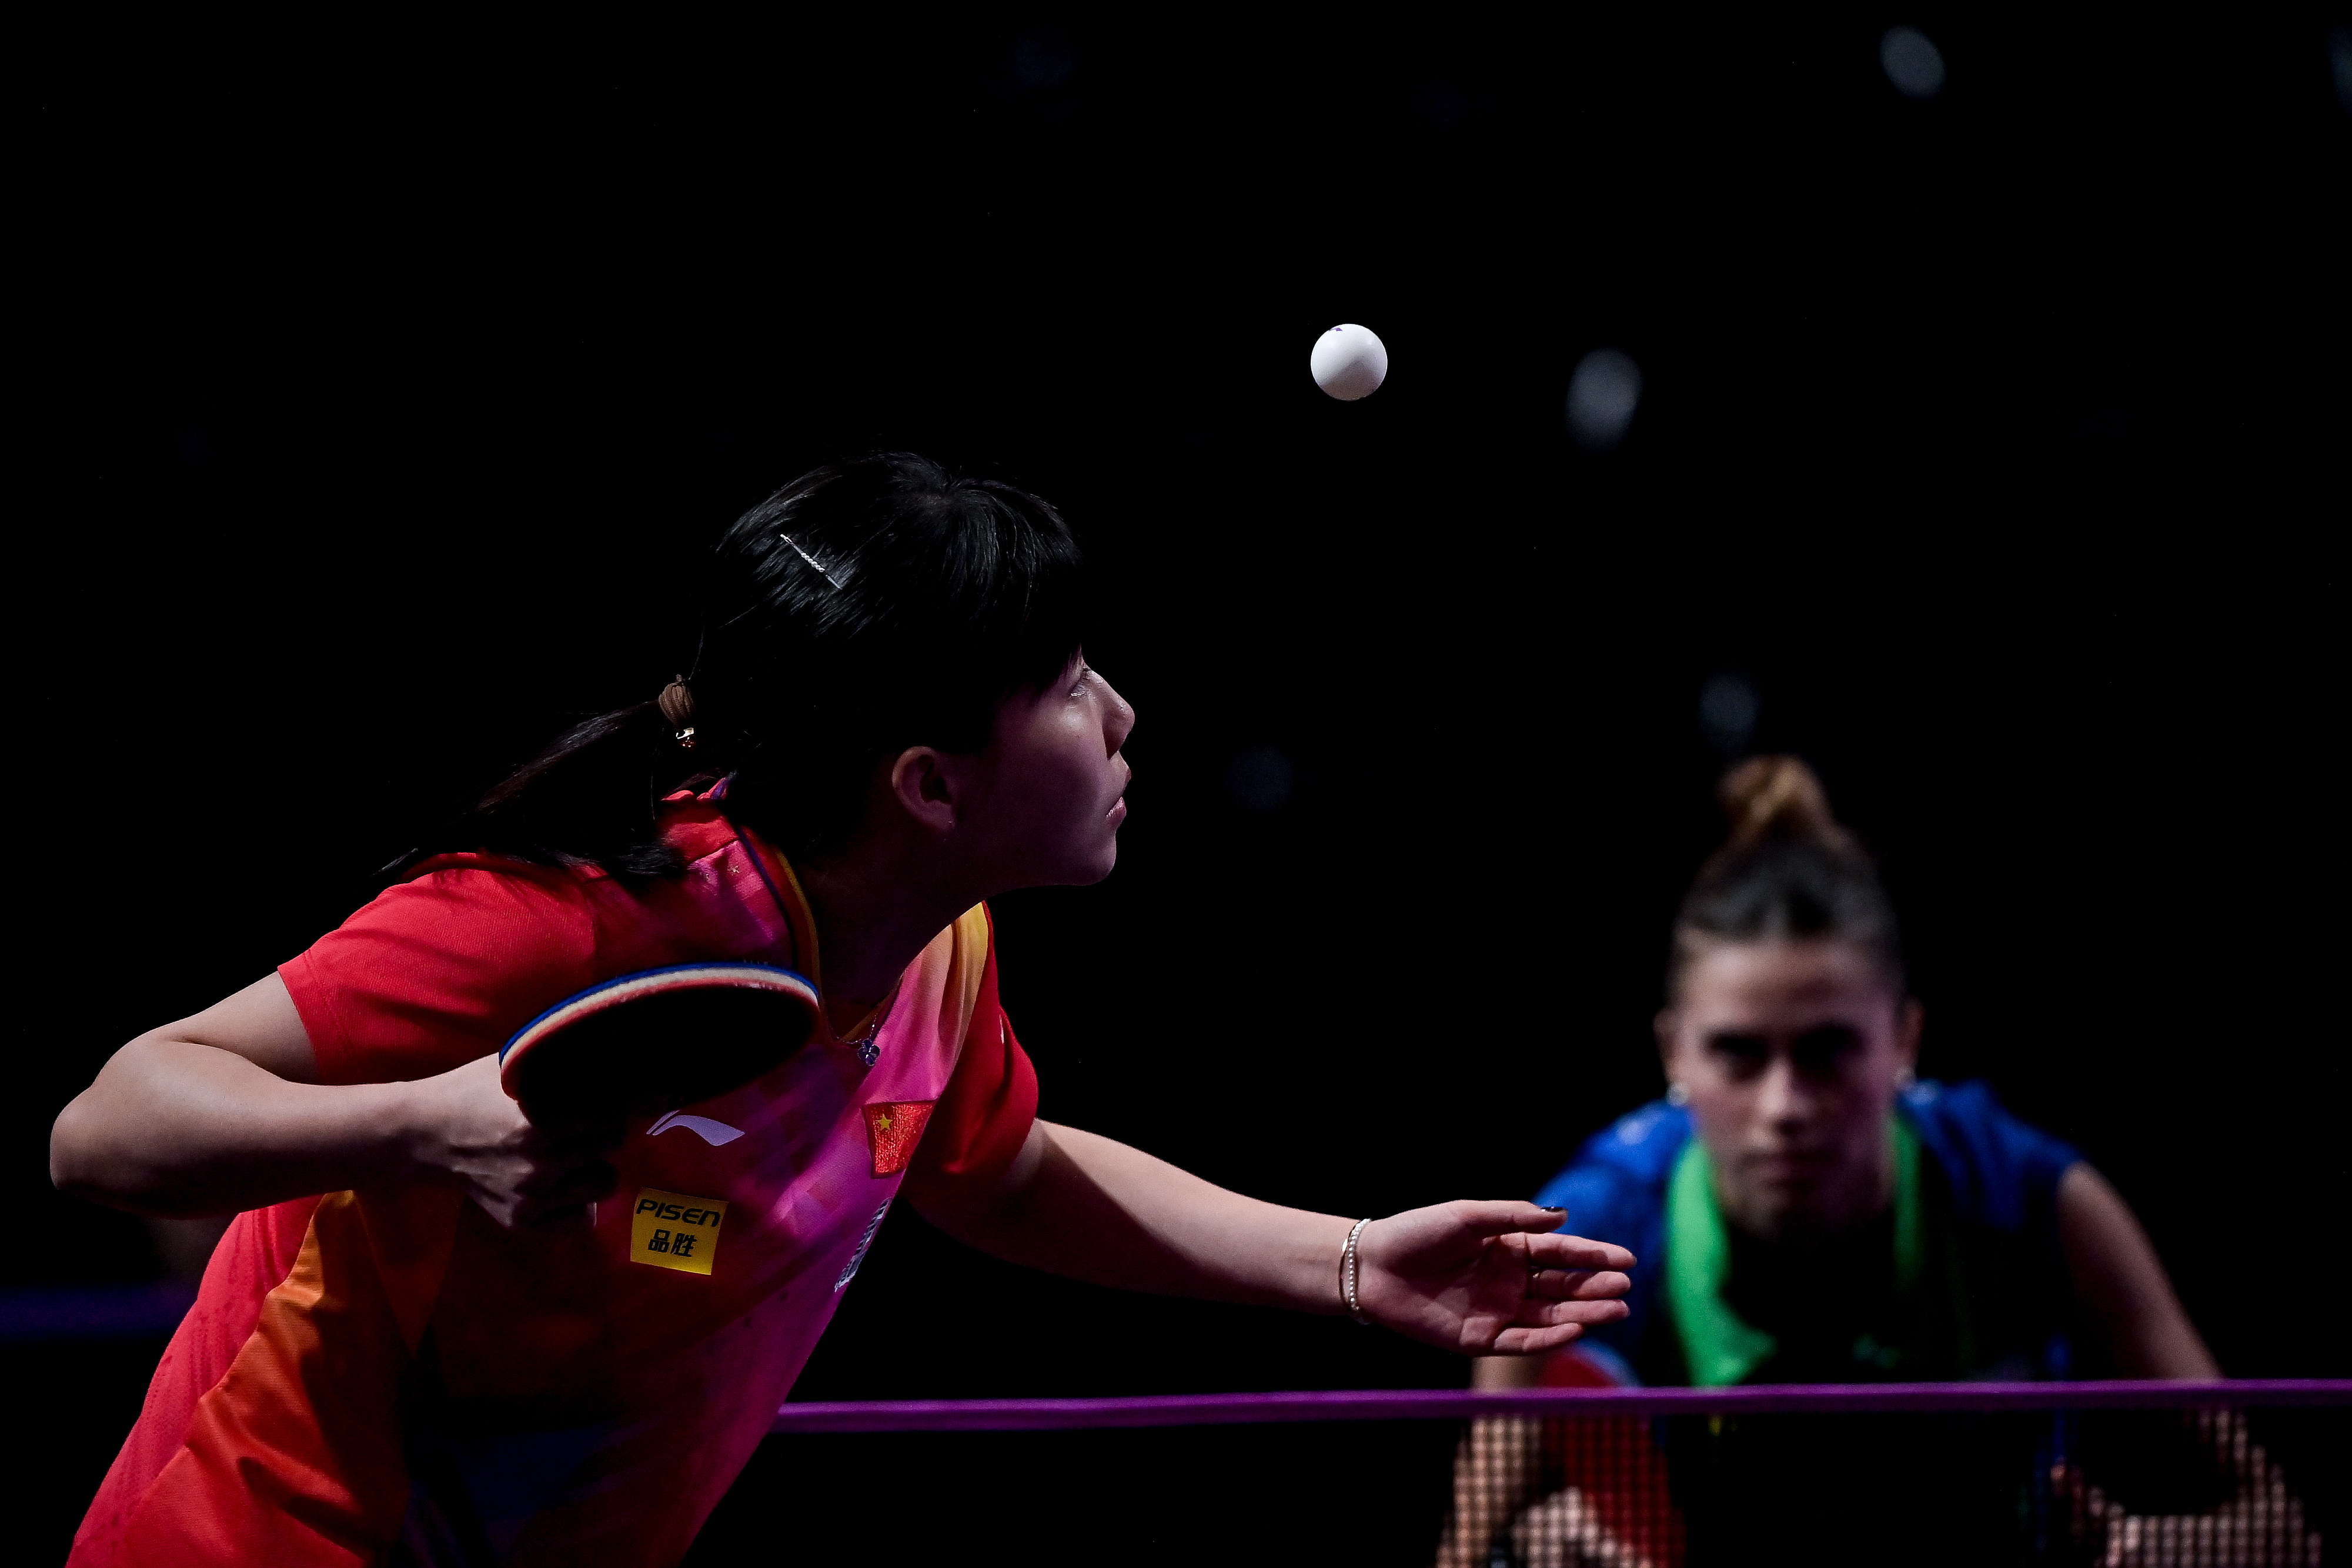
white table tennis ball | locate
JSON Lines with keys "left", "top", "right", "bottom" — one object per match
{"left": 1310, "top": 324, "right": 1388, "bottom": 400}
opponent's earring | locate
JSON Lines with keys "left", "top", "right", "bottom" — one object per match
{"left": 1666, "top": 1081, "right": 1691, "bottom": 1107}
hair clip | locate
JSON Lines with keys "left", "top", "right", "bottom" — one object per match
{"left": 778, "top": 533, "right": 847, "bottom": 590}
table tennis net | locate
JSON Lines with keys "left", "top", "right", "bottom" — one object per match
{"left": 743, "top": 1384, "right": 2344, "bottom": 1567}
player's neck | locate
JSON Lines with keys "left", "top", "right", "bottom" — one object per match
{"left": 794, "top": 835, "right": 980, "bottom": 1029}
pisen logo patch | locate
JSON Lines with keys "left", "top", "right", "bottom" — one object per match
{"left": 630, "top": 1188, "right": 729, "bottom": 1275}
{"left": 861, "top": 1101, "right": 937, "bottom": 1177}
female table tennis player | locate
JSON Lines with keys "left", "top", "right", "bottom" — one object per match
{"left": 1435, "top": 757, "right": 2277, "bottom": 1566}
{"left": 51, "top": 454, "right": 1634, "bottom": 1567}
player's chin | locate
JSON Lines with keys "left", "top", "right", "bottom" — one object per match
{"left": 1035, "top": 837, "right": 1120, "bottom": 888}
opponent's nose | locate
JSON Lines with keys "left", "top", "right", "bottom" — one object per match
{"left": 1754, "top": 1056, "right": 1816, "bottom": 1131}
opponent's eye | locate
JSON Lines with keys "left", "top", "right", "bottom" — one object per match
{"left": 1705, "top": 1031, "right": 1769, "bottom": 1077}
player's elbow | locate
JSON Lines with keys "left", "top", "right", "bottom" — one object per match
{"left": 49, "top": 1066, "right": 171, "bottom": 1213}
{"left": 49, "top": 1089, "right": 115, "bottom": 1202}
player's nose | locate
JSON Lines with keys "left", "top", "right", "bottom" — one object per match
{"left": 1099, "top": 677, "right": 1136, "bottom": 754}
{"left": 1755, "top": 1057, "right": 1812, "bottom": 1124}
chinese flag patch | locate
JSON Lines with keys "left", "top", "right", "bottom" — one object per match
{"left": 862, "top": 1100, "right": 937, "bottom": 1177}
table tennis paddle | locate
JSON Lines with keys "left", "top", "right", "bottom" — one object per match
{"left": 499, "top": 962, "right": 823, "bottom": 1128}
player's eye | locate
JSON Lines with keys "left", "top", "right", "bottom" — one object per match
{"left": 1705, "top": 1031, "right": 1768, "bottom": 1075}
{"left": 1792, "top": 1024, "right": 1863, "bottom": 1075}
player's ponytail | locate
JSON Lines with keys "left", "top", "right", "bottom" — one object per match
{"left": 1669, "top": 756, "right": 1905, "bottom": 998}
{"left": 411, "top": 453, "right": 1088, "bottom": 878}
{"left": 455, "top": 701, "right": 692, "bottom": 878}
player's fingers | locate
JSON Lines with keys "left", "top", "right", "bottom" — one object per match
{"left": 544, "top": 1120, "right": 630, "bottom": 1159}
{"left": 520, "top": 1100, "right": 629, "bottom": 1150}
{"left": 524, "top": 1157, "right": 617, "bottom": 1209}
{"left": 569, "top": 1158, "right": 619, "bottom": 1202}
{"left": 1513, "top": 1297, "right": 1631, "bottom": 1329}
{"left": 1449, "top": 1201, "right": 1573, "bottom": 1239}
{"left": 513, "top": 1162, "right": 614, "bottom": 1229}
{"left": 1489, "top": 1322, "right": 1589, "bottom": 1356}
{"left": 1520, "top": 1232, "right": 1636, "bottom": 1272}
{"left": 1527, "top": 1268, "right": 1633, "bottom": 1302}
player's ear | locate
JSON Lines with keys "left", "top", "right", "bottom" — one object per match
{"left": 886, "top": 747, "right": 958, "bottom": 837}
{"left": 1653, "top": 1008, "right": 1679, "bottom": 1076}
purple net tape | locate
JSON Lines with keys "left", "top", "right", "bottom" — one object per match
{"left": 770, "top": 1380, "right": 2352, "bottom": 1435}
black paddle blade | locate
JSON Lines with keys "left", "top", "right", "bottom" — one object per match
{"left": 505, "top": 979, "right": 821, "bottom": 1127}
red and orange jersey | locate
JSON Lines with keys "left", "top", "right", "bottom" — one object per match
{"left": 73, "top": 790, "right": 1037, "bottom": 1566}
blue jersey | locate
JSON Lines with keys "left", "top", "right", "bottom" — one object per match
{"left": 1534, "top": 1080, "right": 2083, "bottom": 1384}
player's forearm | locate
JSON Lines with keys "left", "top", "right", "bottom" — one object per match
{"left": 51, "top": 1036, "right": 424, "bottom": 1217}
{"left": 922, "top": 1120, "right": 1355, "bottom": 1313}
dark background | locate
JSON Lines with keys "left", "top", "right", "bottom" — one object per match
{"left": 18, "top": 9, "right": 2349, "bottom": 1561}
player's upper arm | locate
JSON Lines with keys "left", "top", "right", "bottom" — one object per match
{"left": 279, "top": 861, "right": 596, "bottom": 1084}
{"left": 2055, "top": 1162, "right": 2220, "bottom": 1379}
{"left": 149, "top": 972, "right": 323, "bottom": 1082}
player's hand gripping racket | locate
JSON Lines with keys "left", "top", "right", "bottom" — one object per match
{"left": 499, "top": 962, "right": 823, "bottom": 1131}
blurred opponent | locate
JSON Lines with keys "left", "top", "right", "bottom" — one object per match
{"left": 1436, "top": 758, "right": 2318, "bottom": 1567}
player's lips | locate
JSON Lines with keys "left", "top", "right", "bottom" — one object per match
{"left": 1107, "top": 762, "right": 1131, "bottom": 822}
{"left": 1743, "top": 1152, "right": 1835, "bottom": 1184}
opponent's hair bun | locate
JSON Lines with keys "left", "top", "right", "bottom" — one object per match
{"left": 1673, "top": 755, "right": 1902, "bottom": 998}
{"left": 1716, "top": 755, "right": 1847, "bottom": 856}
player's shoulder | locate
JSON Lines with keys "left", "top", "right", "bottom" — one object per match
{"left": 953, "top": 901, "right": 993, "bottom": 959}
{"left": 1899, "top": 1078, "right": 2081, "bottom": 1231}
{"left": 1531, "top": 1101, "right": 1690, "bottom": 1225}
{"left": 891, "top": 902, "right": 998, "bottom": 1048}
{"left": 949, "top": 901, "right": 995, "bottom": 1011}
{"left": 288, "top": 855, "right": 606, "bottom": 1084}
{"left": 380, "top": 852, "right": 594, "bottom": 912}
{"left": 919, "top": 901, "right": 993, "bottom": 983}
{"left": 336, "top": 853, "right": 599, "bottom": 959}
{"left": 1582, "top": 1099, "right": 1695, "bottom": 1181}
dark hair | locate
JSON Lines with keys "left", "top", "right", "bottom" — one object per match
{"left": 1669, "top": 756, "right": 1905, "bottom": 999}
{"left": 447, "top": 453, "right": 1087, "bottom": 877}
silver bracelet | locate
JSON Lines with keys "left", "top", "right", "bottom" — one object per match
{"left": 1340, "top": 1217, "right": 1371, "bottom": 1325}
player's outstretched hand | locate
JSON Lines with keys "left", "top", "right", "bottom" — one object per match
{"left": 403, "top": 1054, "right": 624, "bottom": 1229}
{"left": 1352, "top": 1201, "right": 1633, "bottom": 1355}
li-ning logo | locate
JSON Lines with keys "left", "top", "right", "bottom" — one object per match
{"left": 834, "top": 1199, "right": 891, "bottom": 1292}
{"left": 647, "top": 1111, "right": 744, "bottom": 1146}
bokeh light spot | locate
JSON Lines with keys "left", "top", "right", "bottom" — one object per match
{"left": 1881, "top": 26, "right": 1947, "bottom": 100}
{"left": 1567, "top": 348, "right": 1643, "bottom": 451}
